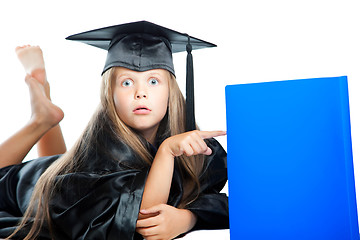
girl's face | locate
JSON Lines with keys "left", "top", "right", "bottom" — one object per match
{"left": 113, "top": 67, "right": 169, "bottom": 142}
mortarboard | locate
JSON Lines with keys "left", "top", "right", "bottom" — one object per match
{"left": 66, "top": 20, "right": 216, "bottom": 131}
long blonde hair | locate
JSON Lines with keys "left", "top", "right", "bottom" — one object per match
{"left": 8, "top": 67, "right": 205, "bottom": 240}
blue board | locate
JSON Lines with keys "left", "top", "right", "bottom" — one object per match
{"left": 225, "top": 76, "right": 358, "bottom": 239}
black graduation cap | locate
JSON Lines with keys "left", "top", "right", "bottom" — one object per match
{"left": 66, "top": 20, "right": 216, "bottom": 132}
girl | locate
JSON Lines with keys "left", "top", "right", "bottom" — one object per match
{"left": 0, "top": 21, "right": 228, "bottom": 240}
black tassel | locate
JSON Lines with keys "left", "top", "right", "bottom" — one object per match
{"left": 186, "top": 36, "right": 195, "bottom": 131}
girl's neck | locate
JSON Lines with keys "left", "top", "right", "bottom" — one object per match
{"left": 138, "top": 126, "right": 159, "bottom": 146}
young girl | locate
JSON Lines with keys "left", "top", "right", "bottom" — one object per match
{"left": 0, "top": 21, "right": 229, "bottom": 240}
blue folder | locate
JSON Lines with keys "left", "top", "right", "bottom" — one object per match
{"left": 225, "top": 76, "right": 359, "bottom": 239}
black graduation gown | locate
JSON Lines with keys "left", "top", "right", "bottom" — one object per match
{"left": 0, "top": 134, "right": 228, "bottom": 239}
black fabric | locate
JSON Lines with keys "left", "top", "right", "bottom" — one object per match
{"left": 0, "top": 136, "right": 228, "bottom": 239}
{"left": 65, "top": 21, "right": 216, "bottom": 77}
{"left": 103, "top": 33, "right": 175, "bottom": 76}
{"left": 65, "top": 20, "right": 216, "bottom": 59}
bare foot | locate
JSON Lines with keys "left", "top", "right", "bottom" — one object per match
{"left": 16, "top": 45, "right": 50, "bottom": 99}
{"left": 25, "top": 75, "right": 64, "bottom": 130}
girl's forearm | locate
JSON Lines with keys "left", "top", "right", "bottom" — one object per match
{"left": 140, "top": 144, "right": 174, "bottom": 210}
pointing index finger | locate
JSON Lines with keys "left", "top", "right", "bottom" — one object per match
{"left": 198, "top": 130, "right": 226, "bottom": 139}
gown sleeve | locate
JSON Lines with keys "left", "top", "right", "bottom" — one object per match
{"left": 186, "top": 138, "right": 229, "bottom": 230}
{"left": 0, "top": 155, "right": 60, "bottom": 239}
{"left": 48, "top": 133, "right": 151, "bottom": 240}
{"left": 49, "top": 168, "right": 148, "bottom": 239}
{"left": 0, "top": 132, "right": 151, "bottom": 240}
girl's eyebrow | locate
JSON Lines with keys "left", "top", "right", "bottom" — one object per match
{"left": 145, "top": 71, "right": 164, "bottom": 78}
{"left": 116, "top": 70, "right": 165, "bottom": 80}
{"left": 116, "top": 73, "right": 132, "bottom": 80}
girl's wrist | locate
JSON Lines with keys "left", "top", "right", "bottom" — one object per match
{"left": 157, "top": 139, "right": 175, "bottom": 159}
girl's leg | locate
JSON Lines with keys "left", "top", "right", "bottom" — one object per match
{"left": 0, "top": 75, "right": 64, "bottom": 168}
{"left": 16, "top": 45, "right": 66, "bottom": 157}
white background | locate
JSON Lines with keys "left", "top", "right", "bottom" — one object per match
{"left": 0, "top": 0, "right": 359, "bottom": 238}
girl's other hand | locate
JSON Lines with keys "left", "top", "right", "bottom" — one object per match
{"left": 136, "top": 204, "right": 197, "bottom": 240}
{"left": 159, "top": 130, "right": 226, "bottom": 158}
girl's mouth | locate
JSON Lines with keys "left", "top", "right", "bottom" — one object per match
{"left": 133, "top": 106, "right": 151, "bottom": 114}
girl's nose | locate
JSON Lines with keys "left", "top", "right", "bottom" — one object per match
{"left": 135, "top": 88, "right": 147, "bottom": 99}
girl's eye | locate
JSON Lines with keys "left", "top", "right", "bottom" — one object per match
{"left": 122, "top": 79, "right": 133, "bottom": 87}
{"left": 149, "top": 78, "right": 159, "bottom": 86}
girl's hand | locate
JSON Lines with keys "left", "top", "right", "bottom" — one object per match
{"left": 159, "top": 130, "right": 226, "bottom": 158}
{"left": 138, "top": 130, "right": 225, "bottom": 218}
{"left": 136, "top": 204, "right": 197, "bottom": 240}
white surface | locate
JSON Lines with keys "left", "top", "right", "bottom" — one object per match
{"left": 182, "top": 229, "right": 230, "bottom": 240}
{"left": 0, "top": 1, "right": 359, "bottom": 238}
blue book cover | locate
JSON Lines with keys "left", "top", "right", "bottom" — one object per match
{"left": 225, "top": 76, "right": 359, "bottom": 239}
